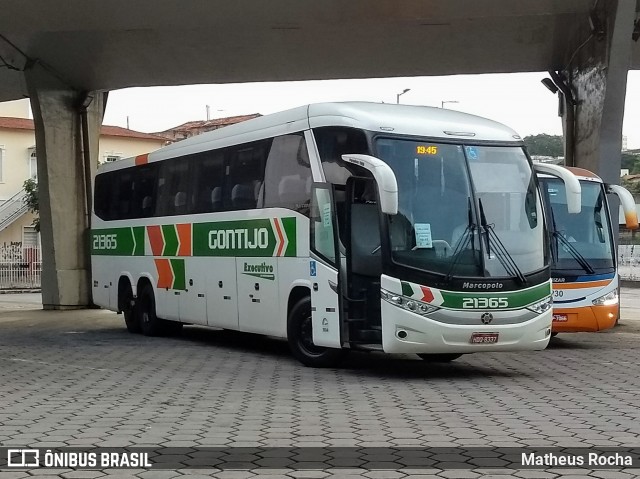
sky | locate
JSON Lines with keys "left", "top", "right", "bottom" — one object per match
{"left": 103, "top": 71, "right": 640, "bottom": 149}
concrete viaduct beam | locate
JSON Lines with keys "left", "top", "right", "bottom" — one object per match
{"left": 25, "top": 64, "right": 105, "bottom": 309}
{"left": 558, "top": 0, "right": 637, "bottom": 186}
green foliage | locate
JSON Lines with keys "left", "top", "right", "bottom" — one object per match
{"left": 621, "top": 152, "right": 640, "bottom": 174}
{"left": 22, "top": 178, "right": 40, "bottom": 233}
{"left": 622, "top": 177, "right": 640, "bottom": 198}
{"left": 523, "top": 134, "right": 564, "bottom": 158}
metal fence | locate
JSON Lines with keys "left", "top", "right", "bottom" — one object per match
{"left": 0, "top": 244, "right": 42, "bottom": 289}
{"left": 619, "top": 244, "right": 640, "bottom": 281}
{"left": 0, "top": 244, "right": 638, "bottom": 290}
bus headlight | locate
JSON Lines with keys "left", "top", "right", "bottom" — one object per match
{"left": 527, "top": 296, "right": 552, "bottom": 314}
{"left": 592, "top": 290, "right": 618, "bottom": 306}
{"left": 381, "top": 289, "right": 439, "bottom": 316}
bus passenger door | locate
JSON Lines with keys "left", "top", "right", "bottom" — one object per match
{"left": 309, "top": 184, "right": 343, "bottom": 348}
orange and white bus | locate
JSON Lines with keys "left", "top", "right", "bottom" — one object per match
{"left": 537, "top": 167, "right": 638, "bottom": 333}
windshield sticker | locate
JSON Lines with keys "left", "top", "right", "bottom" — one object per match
{"left": 413, "top": 223, "right": 433, "bottom": 249}
{"left": 465, "top": 146, "right": 479, "bottom": 160}
{"left": 322, "top": 203, "right": 332, "bottom": 228}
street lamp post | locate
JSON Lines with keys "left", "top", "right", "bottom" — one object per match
{"left": 396, "top": 88, "right": 411, "bottom": 104}
{"left": 441, "top": 100, "right": 459, "bottom": 109}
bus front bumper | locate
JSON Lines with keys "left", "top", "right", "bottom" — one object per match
{"left": 551, "top": 304, "right": 618, "bottom": 333}
{"left": 380, "top": 302, "right": 552, "bottom": 354}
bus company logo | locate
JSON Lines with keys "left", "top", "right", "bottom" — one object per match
{"left": 242, "top": 262, "right": 275, "bottom": 280}
{"left": 462, "top": 282, "right": 504, "bottom": 290}
{"left": 480, "top": 312, "right": 494, "bottom": 324}
{"left": 209, "top": 228, "right": 270, "bottom": 250}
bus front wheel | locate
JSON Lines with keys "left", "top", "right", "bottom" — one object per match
{"left": 417, "top": 353, "right": 462, "bottom": 362}
{"left": 287, "top": 297, "right": 345, "bottom": 368}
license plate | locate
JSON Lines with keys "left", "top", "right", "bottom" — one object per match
{"left": 470, "top": 332, "right": 499, "bottom": 344}
{"left": 553, "top": 314, "right": 568, "bottom": 322}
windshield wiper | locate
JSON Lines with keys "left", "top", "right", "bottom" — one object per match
{"left": 553, "top": 231, "right": 595, "bottom": 275}
{"left": 478, "top": 198, "right": 527, "bottom": 285}
{"left": 444, "top": 198, "right": 477, "bottom": 283}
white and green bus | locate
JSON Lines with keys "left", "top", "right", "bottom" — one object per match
{"left": 91, "top": 102, "right": 579, "bottom": 367}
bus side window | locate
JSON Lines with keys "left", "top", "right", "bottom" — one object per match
{"left": 191, "top": 151, "right": 225, "bottom": 213}
{"left": 114, "top": 171, "right": 134, "bottom": 220}
{"left": 156, "top": 158, "right": 190, "bottom": 217}
{"left": 130, "top": 163, "right": 158, "bottom": 218}
{"left": 94, "top": 172, "right": 111, "bottom": 220}
{"left": 224, "top": 140, "right": 269, "bottom": 211}
{"left": 263, "top": 133, "right": 312, "bottom": 215}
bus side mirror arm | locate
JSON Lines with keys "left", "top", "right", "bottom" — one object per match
{"left": 533, "top": 163, "right": 582, "bottom": 214}
{"left": 341, "top": 154, "right": 398, "bottom": 215}
{"left": 606, "top": 183, "right": 639, "bottom": 230}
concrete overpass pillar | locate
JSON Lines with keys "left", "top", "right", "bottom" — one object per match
{"left": 25, "top": 64, "right": 105, "bottom": 309}
{"left": 561, "top": 0, "right": 636, "bottom": 186}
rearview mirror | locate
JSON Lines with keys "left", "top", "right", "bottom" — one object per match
{"left": 341, "top": 154, "right": 398, "bottom": 215}
{"left": 533, "top": 163, "right": 582, "bottom": 214}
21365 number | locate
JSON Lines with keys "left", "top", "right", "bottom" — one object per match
{"left": 93, "top": 234, "right": 118, "bottom": 250}
{"left": 462, "top": 297, "right": 508, "bottom": 309}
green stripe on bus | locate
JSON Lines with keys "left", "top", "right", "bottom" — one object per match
{"left": 282, "top": 217, "right": 297, "bottom": 257}
{"left": 170, "top": 258, "right": 186, "bottom": 290}
{"left": 162, "top": 225, "right": 179, "bottom": 256}
{"left": 133, "top": 227, "right": 145, "bottom": 256}
{"left": 439, "top": 281, "right": 550, "bottom": 310}
{"left": 93, "top": 217, "right": 298, "bottom": 257}
{"left": 401, "top": 282, "right": 414, "bottom": 297}
{"left": 192, "top": 218, "right": 297, "bottom": 257}
{"left": 91, "top": 227, "right": 142, "bottom": 256}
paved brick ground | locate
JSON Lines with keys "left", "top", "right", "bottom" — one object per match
{"left": 0, "top": 292, "right": 639, "bottom": 478}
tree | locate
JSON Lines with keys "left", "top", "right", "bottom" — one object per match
{"left": 22, "top": 178, "right": 40, "bottom": 233}
{"left": 621, "top": 152, "right": 640, "bottom": 174}
{"left": 523, "top": 134, "right": 564, "bottom": 158}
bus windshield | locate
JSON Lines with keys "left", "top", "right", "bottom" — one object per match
{"left": 375, "top": 139, "right": 546, "bottom": 279}
{"left": 540, "top": 178, "right": 615, "bottom": 274}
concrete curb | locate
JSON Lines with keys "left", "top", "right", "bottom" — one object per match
{"left": 621, "top": 280, "right": 640, "bottom": 289}
{"left": 0, "top": 289, "right": 41, "bottom": 294}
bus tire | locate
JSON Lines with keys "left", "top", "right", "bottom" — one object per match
{"left": 287, "top": 296, "right": 345, "bottom": 368}
{"left": 550, "top": 332, "right": 558, "bottom": 338}
{"left": 417, "top": 353, "right": 462, "bottom": 362}
{"left": 138, "top": 284, "right": 163, "bottom": 337}
{"left": 120, "top": 284, "right": 140, "bottom": 334}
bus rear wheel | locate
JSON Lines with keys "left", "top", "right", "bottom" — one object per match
{"left": 138, "top": 284, "right": 163, "bottom": 337}
{"left": 417, "top": 353, "right": 462, "bottom": 362}
{"left": 120, "top": 286, "right": 140, "bottom": 334}
{"left": 287, "top": 297, "right": 345, "bottom": 368}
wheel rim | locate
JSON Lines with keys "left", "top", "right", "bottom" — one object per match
{"left": 298, "top": 314, "right": 325, "bottom": 357}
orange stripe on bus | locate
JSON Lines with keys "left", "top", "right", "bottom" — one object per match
{"left": 176, "top": 223, "right": 192, "bottom": 256}
{"left": 147, "top": 225, "right": 164, "bottom": 256}
{"left": 135, "top": 153, "right": 149, "bottom": 165}
{"left": 274, "top": 219, "right": 285, "bottom": 256}
{"left": 155, "top": 259, "right": 173, "bottom": 289}
{"left": 553, "top": 279, "right": 611, "bottom": 290}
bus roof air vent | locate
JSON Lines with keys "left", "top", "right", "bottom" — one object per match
{"left": 443, "top": 130, "right": 475, "bottom": 137}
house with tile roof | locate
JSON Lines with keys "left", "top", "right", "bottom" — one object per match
{"left": 154, "top": 114, "right": 261, "bottom": 141}
{"left": 0, "top": 101, "right": 168, "bottom": 254}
